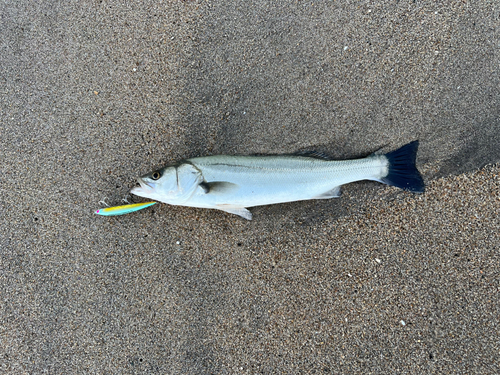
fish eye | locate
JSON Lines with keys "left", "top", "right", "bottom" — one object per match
{"left": 151, "top": 171, "right": 161, "bottom": 180}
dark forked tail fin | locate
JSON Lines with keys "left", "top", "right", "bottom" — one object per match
{"left": 381, "top": 141, "right": 425, "bottom": 193}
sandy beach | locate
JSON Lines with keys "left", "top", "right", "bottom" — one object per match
{"left": 1, "top": 1, "right": 499, "bottom": 373}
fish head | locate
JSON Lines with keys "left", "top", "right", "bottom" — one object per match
{"left": 130, "top": 163, "right": 203, "bottom": 204}
{"left": 130, "top": 166, "right": 178, "bottom": 202}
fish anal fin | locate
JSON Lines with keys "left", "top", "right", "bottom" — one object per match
{"left": 312, "top": 186, "right": 342, "bottom": 199}
{"left": 216, "top": 204, "right": 252, "bottom": 220}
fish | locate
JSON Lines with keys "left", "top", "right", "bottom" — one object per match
{"left": 130, "top": 141, "right": 424, "bottom": 220}
{"left": 94, "top": 201, "right": 157, "bottom": 216}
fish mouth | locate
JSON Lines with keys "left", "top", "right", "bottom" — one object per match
{"left": 130, "top": 178, "right": 154, "bottom": 197}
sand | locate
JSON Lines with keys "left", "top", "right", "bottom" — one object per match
{"left": 1, "top": 0, "right": 499, "bottom": 373}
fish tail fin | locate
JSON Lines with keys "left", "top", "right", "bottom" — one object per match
{"left": 381, "top": 141, "right": 425, "bottom": 193}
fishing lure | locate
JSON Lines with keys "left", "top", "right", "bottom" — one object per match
{"left": 94, "top": 202, "right": 157, "bottom": 216}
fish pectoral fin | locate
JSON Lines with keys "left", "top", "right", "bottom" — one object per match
{"left": 312, "top": 186, "right": 342, "bottom": 199}
{"left": 201, "top": 181, "right": 240, "bottom": 195}
{"left": 216, "top": 204, "right": 252, "bottom": 220}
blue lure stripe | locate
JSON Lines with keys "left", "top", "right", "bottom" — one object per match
{"left": 94, "top": 202, "right": 157, "bottom": 216}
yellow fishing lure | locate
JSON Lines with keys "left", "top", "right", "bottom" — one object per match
{"left": 94, "top": 202, "right": 156, "bottom": 216}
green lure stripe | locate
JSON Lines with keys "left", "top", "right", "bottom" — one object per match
{"left": 95, "top": 202, "right": 157, "bottom": 216}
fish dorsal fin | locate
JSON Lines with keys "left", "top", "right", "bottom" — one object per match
{"left": 216, "top": 204, "right": 252, "bottom": 220}
{"left": 312, "top": 186, "right": 342, "bottom": 199}
{"left": 199, "top": 181, "right": 240, "bottom": 195}
{"left": 294, "top": 150, "right": 332, "bottom": 160}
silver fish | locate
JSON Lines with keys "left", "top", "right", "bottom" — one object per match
{"left": 131, "top": 141, "right": 424, "bottom": 220}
